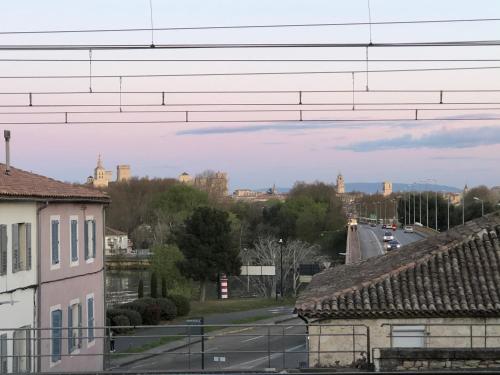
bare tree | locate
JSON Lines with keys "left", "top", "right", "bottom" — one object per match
{"left": 245, "top": 236, "right": 320, "bottom": 297}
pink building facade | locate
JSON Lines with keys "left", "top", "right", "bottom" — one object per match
{"left": 0, "top": 164, "right": 109, "bottom": 373}
{"left": 39, "top": 203, "right": 106, "bottom": 372}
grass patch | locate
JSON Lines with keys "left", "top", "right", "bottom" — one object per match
{"left": 189, "top": 297, "right": 295, "bottom": 316}
{"left": 123, "top": 335, "right": 183, "bottom": 354}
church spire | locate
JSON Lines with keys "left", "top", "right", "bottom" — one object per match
{"left": 97, "top": 154, "right": 103, "bottom": 169}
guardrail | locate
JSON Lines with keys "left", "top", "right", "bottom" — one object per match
{"left": 0, "top": 323, "right": 370, "bottom": 372}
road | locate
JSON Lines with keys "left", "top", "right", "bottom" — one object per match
{"left": 358, "top": 224, "right": 424, "bottom": 259}
{"left": 117, "top": 318, "right": 307, "bottom": 371}
{"left": 114, "top": 305, "right": 293, "bottom": 352}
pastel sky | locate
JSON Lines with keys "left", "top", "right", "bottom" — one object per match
{"left": 1, "top": 0, "right": 500, "bottom": 191}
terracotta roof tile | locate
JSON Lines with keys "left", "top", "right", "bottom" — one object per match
{"left": 296, "top": 213, "right": 500, "bottom": 319}
{"left": 0, "top": 163, "right": 109, "bottom": 202}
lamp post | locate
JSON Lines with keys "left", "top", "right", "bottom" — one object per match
{"left": 473, "top": 197, "right": 484, "bottom": 217}
{"left": 278, "top": 238, "right": 284, "bottom": 299}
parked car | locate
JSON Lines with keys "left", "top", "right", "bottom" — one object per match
{"left": 392, "top": 223, "right": 397, "bottom": 231}
{"left": 404, "top": 226, "right": 414, "bottom": 233}
{"left": 385, "top": 240, "right": 401, "bottom": 251}
{"left": 382, "top": 224, "right": 387, "bottom": 229}
{"left": 383, "top": 231, "right": 394, "bottom": 242}
{"left": 370, "top": 222, "right": 377, "bottom": 227}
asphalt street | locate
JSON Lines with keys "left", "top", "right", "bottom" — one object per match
{"left": 118, "top": 318, "right": 307, "bottom": 371}
{"left": 358, "top": 224, "right": 424, "bottom": 259}
{"left": 114, "top": 305, "right": 294, "bottom": 352}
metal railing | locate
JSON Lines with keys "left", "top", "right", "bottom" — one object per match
{"left": 382, "top": 322, "right": 500, "bottom": 349}
{"left": 0, "top": 323, "right": 369, "bottom": 372}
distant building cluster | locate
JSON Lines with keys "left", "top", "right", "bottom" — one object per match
{"left": 382, "top": 181, "right": 393, "bottom": 196}
{"left": 232, "top": 185, "right": 286, "bottom": 202}
{"left": 178, "top": 171, "right": 229, "bottom": 198}
{"left": 86, "top": 155, "right": 131, "bottom": 188}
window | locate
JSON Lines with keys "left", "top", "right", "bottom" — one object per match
{"left": 86, "top": 296, "right": 95, "bottom": 345}
{"left": 51, "top": 308, "right": 62, "bottom": 364}
{"left": 392, "top": 325, "right": 426, "bottom": 348}
{"left": 0, "top": 334, "right": 7, "bottom": 373}
{"left": 70, "top": 217, "right": 78, "bottom": 265}
{"left": 68, "top": 302, "right": 82, "bottom": 353}
{"left": 50, "top": 218, "right": 60, "bottom": 268}
{"left": 11, "top": 223, "right": 32, "bottom": 272}
{"left": 0, "top": 226, "right": 7, "bottom": 276}
{"left": 13, "top": 326, "right": 31, "bottom": 373}
{"left": 84, "top": 219, "right": 96, "bottom": 261}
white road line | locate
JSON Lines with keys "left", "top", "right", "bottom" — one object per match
{"left": 206, "top": 346, "right": 219, "bottom": 352}
{"left": 227, "top": 343, "right": 306, "bottom": 369}
{"left": 241, "top": 335, "right": 264, "bottom": 343}
{"left": 368, "top": 229, "right": 385, "bottom": 255}
{"left": 285, "top": 326, "right": 295, "bottom": 330}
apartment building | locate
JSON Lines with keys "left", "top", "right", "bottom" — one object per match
{"left": 0, "top": 162, "right": 110, "bottom": 373}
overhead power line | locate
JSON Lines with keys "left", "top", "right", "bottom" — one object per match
{"left": 1, "top": 65, "right": 500, "bottom": 80}
{"left": 2, "top": 58, "right": 500, "bottom": 62}
{"left": 1, "top": 40, "right": 500, "bottom": 51}
{"left": 0, "top": 17, "right": 499, "bottom": 35}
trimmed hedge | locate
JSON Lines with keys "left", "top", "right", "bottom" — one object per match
{"left": 111, "top": 314, "right": 130, "bottom": 334}
{"left": 169, "top": 294, "right": 190, "bottom": 316}
{"left": 107, "top": 308, "right": 142, "bottom": 326}
{"left": 155, "top": 298, "right": 177, "bottom": 321}
{"left": 142, "top": 304, "right": 161, "bottom": 325}
{"left": 122, "top": 300, "right": 148, "bottom": 316}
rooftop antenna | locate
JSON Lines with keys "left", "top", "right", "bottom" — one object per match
{"left": 4, "top": 130, "right": 11, "bottom": 175}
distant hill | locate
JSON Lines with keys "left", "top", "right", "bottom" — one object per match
{"left": 345, "top": 182, "right": 461, "bottom": 194}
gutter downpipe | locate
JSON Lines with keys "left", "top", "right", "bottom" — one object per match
{"left": 36, "top": 201, "right": 49, "bottom": 373}
{"left": 102, "top": 204, "right": 107, "bottom": 371}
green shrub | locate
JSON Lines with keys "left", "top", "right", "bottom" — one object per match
{"left": 169, "top": 294, "right": 190, "bottom": 316}
{"left": 151, "top": 271, "right": 158, "bottom": 298}
{"left": 140, "top": 297, "right": 157, "bottom": 306}
{"left": 111, "top": 314, "right": 130, "bottom": 334}
{"left": 138, "top": 279, "right": 144, "bottom": 299}
{"left": 122, "top": 300, "right": 148, "bottom": 316}
{"left": 107, "top": 308, "right": 142, "bottom": 326}
{"left": 142, "top": 304, "right": 161, "bottom": 325}
{"left": 155, "top": 298, "right": 177, "bottom": 320}
{"left": 161, "top": 276, "right": 167, "bottom": 298}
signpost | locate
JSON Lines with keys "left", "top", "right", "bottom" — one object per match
{"left": 185, "top": 317, "right": 205, "bottom": 369}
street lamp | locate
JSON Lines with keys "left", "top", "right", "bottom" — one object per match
{"left": 473, "top": 197, "right": 484, "bottom": 217}
{"left": 278, "top": 238, "right": 284, "bottom": 299}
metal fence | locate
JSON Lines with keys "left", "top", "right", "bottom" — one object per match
{"left": 0, "top": 322, "right": 370, "bottom": 373}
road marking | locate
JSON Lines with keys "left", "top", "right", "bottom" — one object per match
{"left": 241, "top": 335, "right": 263, "bottom": 343}
{"left": 227, "top": 343, "right": 306, "bottom": 369}
{"left": 368, "top": 229, "right": 385, "bottom": 255}
{"left": 285, "top": 326, "right": 295, "bottom": 330}
{"left": 206, "top": 346, "right": 219, "bottom": 352}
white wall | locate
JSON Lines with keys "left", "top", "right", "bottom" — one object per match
{"left": 0, "top": 288, "right": 36, "bottom": 373}
{"left": 0, "top": 202, "right": 37, "bottom": 292}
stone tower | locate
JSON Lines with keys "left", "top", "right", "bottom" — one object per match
{"left": 336, "top": 173, "right": 345, "bottom": 194}
{"left": 382, "top": 181, "right": 393, "bottom": 196}
{"left": 116, "top": 165, "right": 131, "bottom": 182}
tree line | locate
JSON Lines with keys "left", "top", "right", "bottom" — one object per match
{"left": 105, "top": 178, "right": 347, "bottom": 300}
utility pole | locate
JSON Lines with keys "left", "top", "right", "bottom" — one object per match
{"left": 447, "top": 194, "right": 450, "bottom": 230}
{"left": 426, "top": 191, "right": 429, "bottom": 227}
{"left": 435, "top": 191, "right": 438, "bottom": 231}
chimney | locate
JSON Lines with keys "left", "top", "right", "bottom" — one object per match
{"left": 4, "top": 130, "right": 10, "bottom": 175}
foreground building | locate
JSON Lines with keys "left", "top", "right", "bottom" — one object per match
{"left": 296, "top": 213, "right": 500, "bottom": 371}
{"left": 0, "top": 163, "right": 109, "bottom": 372}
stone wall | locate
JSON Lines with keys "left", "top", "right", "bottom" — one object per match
{"left": 308, "top": 317, "right": 500, "bottom": 368}
{"left": 376, "top": 348, "right": 500, "bottom": 371}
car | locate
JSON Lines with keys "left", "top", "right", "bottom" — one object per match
{"left": 404, "top": 225, "right": 414, "bottom": 233}
{"left": 383, "top": 231, "right": 394, "bottom": 242}
{"left": 382, "top": 224, "right": 387, "bottom": 229}
{"left": 370, "top": 222, "right": 377, "bottom": 227}
{"left": 391, "top": 223, "right": 397, "bottom": 231}
{"left": 385, "top": 240, "right": 401, "bottom": 251}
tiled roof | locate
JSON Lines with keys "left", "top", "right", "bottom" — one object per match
{"left": 296, "top": 213, "right": 500, "bottom": 320}
{"left": 0, "top": 164, "right": 110, "bottom": 202}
